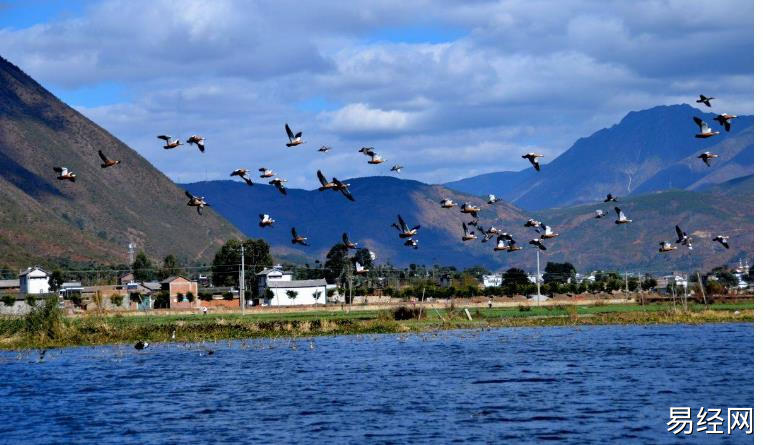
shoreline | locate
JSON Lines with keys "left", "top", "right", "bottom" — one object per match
{"left": 0, "top": 302, "right": 753, "bottom": 350}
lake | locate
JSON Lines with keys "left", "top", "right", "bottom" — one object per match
{"left": 0, "top": 323, "right": 753, "bottom": 443}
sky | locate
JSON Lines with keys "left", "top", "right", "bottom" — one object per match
{"left": 0, "top": 0, "right": 754, "bottom": 188}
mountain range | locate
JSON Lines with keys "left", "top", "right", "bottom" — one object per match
{"left": 444, "top": 104, "right": 753, "bottom": 210}
{"left": 0, "top": 55, "right": 242, "bottom": 268}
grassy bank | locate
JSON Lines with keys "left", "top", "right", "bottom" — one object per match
{"left": 0, "top": 301, "right": 753, "bottom": 350}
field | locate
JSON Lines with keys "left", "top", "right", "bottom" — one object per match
{"left": 0, "top": 300, "right": 753, "bottom": 350}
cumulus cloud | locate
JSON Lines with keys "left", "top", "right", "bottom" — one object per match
{"left": 0, "top": 0, "right": 752, "bottom": 188}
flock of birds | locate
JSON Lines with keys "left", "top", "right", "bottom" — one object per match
{"left": 50, "top": 95, "right": 734, "bottom": 270}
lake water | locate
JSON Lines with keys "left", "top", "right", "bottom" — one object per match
{"left": 0, "top": 323, "right": 753, "bottom": 443}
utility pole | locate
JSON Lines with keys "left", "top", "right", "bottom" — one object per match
{"left": 624, "top": 271, "right": 628, "bottom": 293}
{"left": 239, "top": 245, "right": 245, "bottom": 314}
{"left": 697, "top": 271, "right": 707, "bottom": 308}
{"left": 536, "top": 250, "right": 541, "bottom": 306}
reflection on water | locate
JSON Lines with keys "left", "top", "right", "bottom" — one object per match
{"left": 0, "top": 324, "right": 753, "bottom": 443}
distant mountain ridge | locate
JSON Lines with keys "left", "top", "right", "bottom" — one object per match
{"left": 0, "top": 55, "right": 242, "bottom": 267}
{"left": 445, "top": 104, "right": 753, "bottom": 210}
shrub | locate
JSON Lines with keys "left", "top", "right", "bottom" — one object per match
{"left": 25, "top": 295, "right": 36, "bottom": 307}
{"left": 223, "top": 291, "right": 234, "bottom": 301}
{"left": 24, "top": 297, "right": 62, "bottom": 339}
{"left": 154, "top": 292, "right": 170, "bottom": 308}
{"left": 186, "top": 291, "right": 195, "bottom": 302}
{"left": 199, "top": 292, "right": 213, "bottom": 301}
{"left": 392, "top": 306, "right": 426, "bottom": 320}
{"left": 2, "top": 294, "right": 15, "bottom": 307}
{"left": 110, "top": 294, "right": 124, "bottom": 307}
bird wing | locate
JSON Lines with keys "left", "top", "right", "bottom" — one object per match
{"left": 291, "top": 227, "right": 298, "bottom": 238}
{"left": 675, "top": 225, "right": 684, "bottom": 240}
{"left": 244, "top": 176, "right": 253, "bottom": 186}
{"left": 98, "top": 150, "right": 109, "bottom": 162}
{"left": 276, "top": 182, "right": 287, "bottom": 195}
{"left": 411, "top": 225, "right": 421, "bottom": 231}
{"left": 391, "top": 223, "right": 401, "bottom": 232}
{"left": 157, "top": 135, "right": 171, "bottom": 141}
{"left": 317, "top": 170, "right": 328, "bottom": 186}
{"left": 294, "top": 132, "right": 302, "bottom": 139}
{"left": 339, "top": 187, "right": 355, "bottom": 201}
{"left": 615, "top": 207, "right": 624, "bottom": 219}
{"left": 285, "top": 124, "right": 294, "bottom": 140}
{"left": 699, "top": 95, "right": 707, "bottom": 101}
{"left": 185, "top": 190, "right": 195, "bottom": 200}
{"left": 343, "top": 232, "right": 350, "bottom": 244}
{"left": 532, "top": 160, "right": 540, "bottom": 171}
{"left": 53, "top": 167, "right": 64, "bottom": 173}
{"left": 398, "top": 215, "right": 408, "bottom": 232}
{"left": 462, "top": 222, "right": 468, "bottom": 235}
{"left": 693, "top": 116, "right": 704, "bottom": 129}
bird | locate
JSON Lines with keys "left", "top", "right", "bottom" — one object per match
{"left": 712, "top": 235, "right": 730, "bottom": 249}
{"left": 134, "top": 340, "right": 149, "bottom": 350}
{"left": 595, "top": 209, "right": 608, "bottom": 219}
{"left": 713, "top": 113, "right": 736, "bottom": 132}
{"left": 186, "top": 135, "right": 205, "bottom": 153}
{"left": 342, "top": 232, "right": 358, "bottom": 249}
{"left": 693, "top": 117, "right": 719, "bottom": 138}
{"left": 477, "top": 226, "right": 495, "bottom": 243}
{"left": 404, "top": 238, "right": 419, "bottom": 249}
{"left": 258, "top": 167, "right": 275, "bottom": 178}
{"left": 291, "top": 228, "right": 309, "bottom": 246}
{"left": 390, "top": 164, "right": 403, "bottom": 173}
{"left": 268, "top": 177, "right": 288, "bottom": 195}
{"left": 529, "top": 238, "right": 547, "bottom": 250}
{"left": 522, "top": 153, "right": 544, "bottom": 171}
{"left": 440, "top": 198, "right": 456, "bottom": 209}
{"left": 98, "top": 150, "right": 120, "bottom": 168}
{"left": 493, "top": 238, "right": 509, "bottom": 251}
{"left": 392, "top": 214, "right": 420, "bottom": 238}
{"left": 614, "top": 207, "right": 632, "bottom": 224}
{"left": 355, "top": 262, "right": 368, "bottom": 274}
{"left": 368, "top": 154, "right": 385, "bottom": 164}
{"left": 696, "top": 94, "right": 714, "bottom": 107}
{"left": 697, "top": 151, "right": 719, "bottom": 167}
{"left": 230, "top": 169, "right": 253, "bottom": 186}
{"left": 507, "top": 238, "right": 522, "bottom": 252}
{"left": 461, "top": 222, "right": 477, "bottom": 241}
{"left": 318, "top": 174, "right": 356, "bottom": 201}
{"left": 658, "top": 241, "right": 677, "bottom": 253}
{"left": 524, "top": 218, "right": 541, "bottom": 228}
{"left": 318, "top": 145, "right": 332, "bottom": 152}
{"left": 53, "top": 167, "right": 76, "bottom": 182}
{"left": 604, "top": 193, "right": 617, "bottom": 202}
{"left": 316, "top": 170, "right": 339, "bottom": 191}
{"left": 539, "top": 224, "right": 559, "bottom": 239}
{"left": 358, "top": 147, "right": 376, "bottom": 156}
{"left": 486, "top": 194, "right": 501, "bottom": 204}
{"left": 185, "top": 191, "right": 210, "bottom": 215}
{"left": 158, "top": 135, "right": 183, "bottom": 149}
{"left": 259, "top": 214, "right": 275, "bottom": 227}
{"left": 285, "top": 123, "right": 303, "bottom": 147}
{"left": 460, "top": 203, "right": 480, "bottom": 217}
{"left": 675, "top": 225, "right": 692, "bottom": 250}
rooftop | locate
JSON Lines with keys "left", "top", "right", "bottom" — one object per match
{"left": 0, "top": 279, "right": 20, "bottom": 288}
{"left": 267, "top": 279, "right": 327, "bottom": 289}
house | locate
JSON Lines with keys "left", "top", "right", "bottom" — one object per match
{"left": 656, "top": 275, "right": 688, "bottom": 292}
{"left": 263, "top": 279, "right": 328, "bottom": 306}
{"left": 161, "top": 276, "right": 198, "bottom": 306}
{"left": 59, "top": 282, "right": 83, "bottom": 300}
{"left": 482, "top": 274, "right": 503, "bottom": 288}
{"left": 255, "top": 265, "right": 293, "bottom": 289}
{"left": 0, "top": 279, "right": 20, "bottom": 294}
{"left": 19, "top": 266, "right": 50, "bottom": 294}
{"left": 118, "top": 272, "right": 134, "bottom": 285}
{"left": 439, "top": 273, "right": 453, "bottom": 288}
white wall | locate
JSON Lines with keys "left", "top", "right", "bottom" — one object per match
{"left": 267, "top": 286, "right": 326, "bottom": 306}
{"left": 21, "top": 269, "right": 50, "bottom": 294}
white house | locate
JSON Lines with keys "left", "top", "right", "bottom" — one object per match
{"left": 19, "top": 266, "right": 50, "bottom": 295}
{"left": 482, "top": 274, "right": 503, "bottom": 288}
{"left": 255, "top": 266, "right": 293, "bottom": 289}
{"left": 263, "top": 279, "right": 328, "bottom": 306}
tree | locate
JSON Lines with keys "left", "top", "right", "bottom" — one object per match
{"left": 324, "top": 243, "right": 349, "bottom": 284}
{"left": 463, "top": 266, "right": 490, "bottom": 280}
{"left": 286, "top": 290, "right": 298, "bottom": 302}
{"left": 353, "top": 248, "right": 373, "bottom": 268}
{"left": 132, "top": 251, "right": 156, "bottom": 282}
{"left": 502, "top": 268, "right": 530, "bottom": 286}
{"left": 543, "top": 262, "right": 576, "bottom": 284}
{"left": 212, "top": 239, "right": 273, "bottom": 290}
{"left": 159, "top": 255, "right": 181, "bottom": 280}
{"left": 48, "top": 270, "right": 64, "bottom": 293}
{"left": 642, "top": 276, "right": 657, "bottom": 290}
{"left": 312, "top": 290, "right": 322, "bottom": 305}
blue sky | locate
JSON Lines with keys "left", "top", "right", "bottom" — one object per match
{"left": 0, "top": 0, "right": 754, "bottom": 187}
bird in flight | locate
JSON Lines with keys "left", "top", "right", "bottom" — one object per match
{"left": 658, "top": 241, "right": 677, "bottom": 253}
{"left": 693, "top": 117, "right": 719, "bottom": 138}
{"left": 285, "top": 123, "right": 303, "bottom": 147}
{"left": 258, "top": 167, "right": 275, "bottom": 178}
{"left": 522, "top": 153, "right": 544, "bottom": 171}
{"left": 440, "top": 198, "right": 456, "bottom": 209}
{"left": 461, "top": 222, "right": 477, "bottom": 241}
{"left": 390, "top": 164, "right": 403, "bottom": 173}
{"left": 486, "top": 194, "right": 501, "bottom": 204}
{"left": 604, "top": 193, "right": 617, "bottom": 202}
{"left": 342, "top": 232, "right": 358, "bottom": 249}
{"left": 186, "top": 135, "right": 205, "bottom": 153}
{"left": 259, "top": 214, "right": 275, "bottom": 227}
{"left": 539, "top": 223, "right": 559, "bottom": 239}
{"left": 529, "top": 238, "right": 547, "bottom": 250}
{"left": 185, "top": 191, "right": 209, "bottom": 215}
{"left": 460, "top": 202, "right": 480, "bottom": 217}
{"left": 291, "top": 228, "right": 309, "bottom": 246}
{"left": 713, "top": 113, "right": 736, "bottom": 132}
{"left": 675, "top": 225, "right": 692, "bottom": 250}
{"left": 594, "top": 209, "right": 608, "bottom": 219}
{"left": 524, "top": 218, "right": 542, "bottom": 228}
{"left": 318, "top": 145, "right": 332, "bottom": 153}
{"left": 712, "top": 235, "right": 729, "bottom": 249}
{"left": 53, "top": 167, "right": 76, "bottom": 182}
{"left": 697, "top": 151, "right": 719, "bottom": 167}
{"left": 268, "top": 177, "right": 288, "bottom": 195}
{"left": 614, "top": 207, "right": 632, "bottom": 224}
{"left": 97, "top": 150, "right": 120, "bottom": 168}
{"left": 230, "top": 169, "right": 254, "bottom": 186}
{"left": 404, "top": 238, "right": 419, "bottom": 249}
{"left": 392, "top": 214, "right": 420, "bottom": 238}
{"left": 696, "top": 94, "right": 714, "bottom": 107}
{"left": 158, "top": 135, "right": 183, "bottom": 149}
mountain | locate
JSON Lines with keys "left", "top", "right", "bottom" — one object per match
{"left": 444, "top": 104, "right": 753, "bottom": 210}
{"left": 184, "top": 175, "right": 752, "bottom": 272}
{"left": 0, "top": 55, "right": 242, "bottom": 267}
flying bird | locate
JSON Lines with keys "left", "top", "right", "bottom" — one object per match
{"left": 355, "top": 262, "right": 368, "bottom": 274}
{"left": 440, "top": 198, "right": 456, "bottom": 209}
{"left": 675, "top": 225, "right": 692, "bottom": 250}
{"left": 529, "top": 238, "right": 547, "bottom": 250}
{"left": 486, "top": 194, "right": 501, "bottom": 204}
{"left": 460, "top": 203, "right": 480, "bottom": 217}
{"left": 507, "top": 238, "right": 522, "bottom": 252}
{"left": 390, "top": 164, "right": 403, "bottom": 173}
{"left": 258, "top": 167, "right": 275, "bottom": 178}
{"left": 522, "top": 153, "right": 544, "bottom": 171}
{"left": 53, "top": 167, "right": 76, "bottom": 182}
{"left": 697, "top": 151, "right": 719, "bottom": 167}
{"left": 712, "top": 235, "right": 729, "bottom": 249}
{"left": 185, "top": 190, "right": 210, "bottom": 215}
{"left": 604, "top": 193, "right": 617, "bottom": 202}
{"left": 318, "top": 145, "right": 332, "bottom": 153}
{"left": 404, "top": 238, "right": 419, "bottom": 249}
{"left": 368, "top": 154, "right": 385, "bottom": 164}
{"left": 595, "top": 209, "right": 608, "bottom": 219}
{"left": 98, "top": 150, "right": 120, "bottom": 168}
{"left": 539, "top": 224, "right": 559, "bottom": 239}
{"left": 358, "top": 147, "right": 376, "bottom": 157}
{"left": 658, "top": 241, "right": 677, "bottom": 253}
{"left": 259, "top": 214, "right": 275, "bottom": 227}
{"left": 316, "top": 170, "right": 338, "bottom": 191}
{"left": 614, "top": 207, "right": 632, "bottom": 224}
{"left": 713, "top": 113, "right": 736, "bottom": 132}
{"left": 186, "top": 135, "right": 205, "bottom": 153}
{"left": 392, "top": 214, "right": 420, "bottom": 238}
{"left": 477, "top": 226, "right": 496, "bottom": 243}
{"left": 285, "top": 123, "right": 303, "bottom": 147}
{"left": 291, "top": 228, "right": 309, "bottom": 246}
{"left": 230, "top": 169, "right": 253, "bottom": 186}
{"left": 317, "top": 170, "right": 355, "bottom": 201}
{"left": 461, "top": 222, "right": 477, "bottom": 241}
{"left": 158, "top": 135, "right": 183, "bottom": 149}
{"left": 696, "top": 94, "right": 714, "bottom": 107}
{"left": 524, "top": 218, "right": 542, "bottom": 228}
{"left": 494, "top": 239, "right": 509, "bottom": 251}
{"left": 342, "top": 232, "right": 358, "bottom": 249}
{"left": 693, "top": 117, "right": 719, "bottom": 138}
{"left": 268, "top": 177, "right": 288, "bottom": 195}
